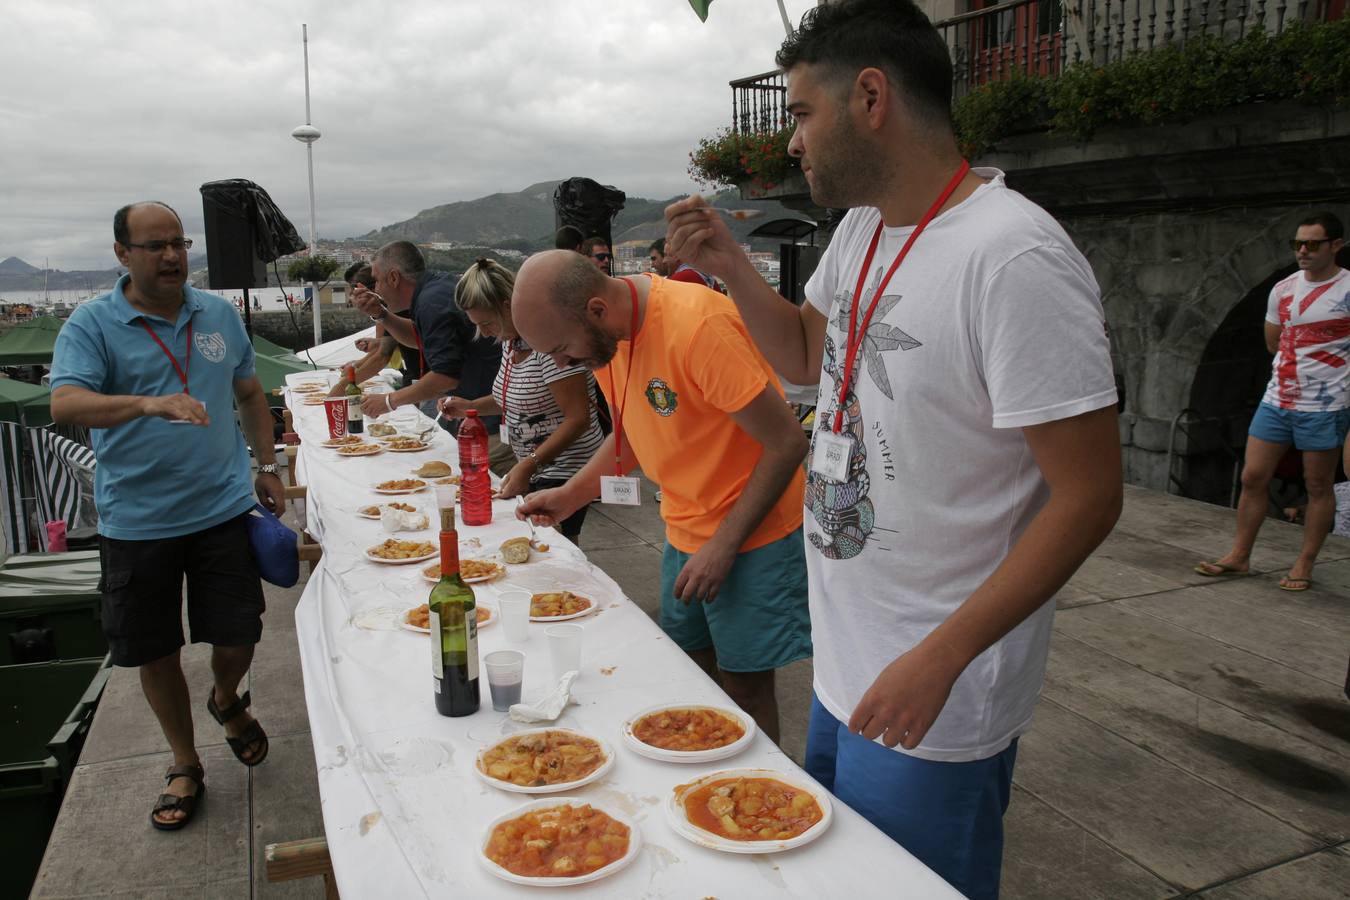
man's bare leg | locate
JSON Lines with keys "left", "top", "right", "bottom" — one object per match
{"left": 1201, "top": 436, "right": 1290, "bottom": 574}
{"left": 210, "top": 643, "right": 261, "bottom": 762}
{"left": 719, "top": 669, "right": 780, "bottom": 744}
{"left": 139, "top": 649, "right": 199, "bottom": 823}
{"left": 1285, "top": 448, "right": 1341, "bottom": 585}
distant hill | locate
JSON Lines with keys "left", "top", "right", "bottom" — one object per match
{"left": 363, "top": 181, "right": 813, "bottom": 252}
{"left": 0, "top": 263, "right": 124, "bottom": 294}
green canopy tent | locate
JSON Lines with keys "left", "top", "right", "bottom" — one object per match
{"left": 0, "top": 318, "right": 64, "bottom": 367}
{"left": 252, "top": 351, "right": 317, "bottom": 394}
{"left": 0, "top": 379, "right": 52, "bottom": 427}
{"left": 251, "top": 333, "right": 295, "bottom": 358}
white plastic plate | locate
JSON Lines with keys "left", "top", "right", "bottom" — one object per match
{"left": 474, "top": 728, "right": 614, "bottom": 795}
{"left": 621, "top": 703, "right": 756, "bottom": 764}
{"left": 664, "top": 767, "right": 832, "bottom": 854}
{"left": 478, "top": 797, "right": 641, "bottom": 887}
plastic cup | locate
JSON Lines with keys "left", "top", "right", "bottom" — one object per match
{"left": 498, "top": 591, "right": 532, "bottom": 643}
{"left": 546, "top": 624, "right": 583, "bottom": 679}
{"left": 323, "top": 397, "right": 347, "bottom": 438}
{"left": 483, "top": 650, "right": 525, "bottom": 712}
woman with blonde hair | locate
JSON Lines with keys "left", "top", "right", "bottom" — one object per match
{"left": 438, "top": 258, "right": 605, "bottom": 539}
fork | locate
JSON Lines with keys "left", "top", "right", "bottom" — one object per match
{"left": 516, "top": 496, "right": 539, "bottom": 545}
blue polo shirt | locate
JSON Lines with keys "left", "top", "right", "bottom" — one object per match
{"left": 50, "top": 276, "right": 257, "bottom": 540}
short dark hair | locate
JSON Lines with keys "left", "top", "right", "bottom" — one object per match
{"left": 547, "top": 251, "right": 608, "bottom": 324}
{"left": 344, "top": 262, "right": 375, "bottom": 288}
{"left": 776, "top": 0, "right": 954, "bottom": 128}
{"left": 373, "top": 241, "right": 426, "bottom": 278}
{"left": 580, "top": 237, "right": 610, "bottom": 257}
{"left": 113, "top": 201, "right": 182, "bottom": 246}
{"left": 554, "top": 225, "right": 584, "bottom": 251}
{"left": 649, "top": 238, "right": 666, "bottom": 255}
{"left": 1299, "top": 211, "right": 1344, "bottom": 241}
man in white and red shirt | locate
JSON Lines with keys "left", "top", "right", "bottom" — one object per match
{"left": 1197, "top": 211, "right": 1349, "bottom": 590}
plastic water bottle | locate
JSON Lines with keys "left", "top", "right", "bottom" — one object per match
{"left": 458, "top": 410, "right": 493, "bottom": 525}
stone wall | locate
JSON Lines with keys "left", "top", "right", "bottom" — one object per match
{"left": 982, "top": 103, "right": 1350, "bottom": 503}
{"left": 247, "top": 309, "right": 371, "bottom": 352}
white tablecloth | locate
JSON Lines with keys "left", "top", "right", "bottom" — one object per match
{"left": 286, "top": 372, "right": 959, "bottom": 899}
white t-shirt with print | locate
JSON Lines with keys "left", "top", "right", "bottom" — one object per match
{"left": 803, "top": 168, "right": 1117, "bottom": 762}
{"left": 1260, "top": 268, "right": 1350, "bottom": 412}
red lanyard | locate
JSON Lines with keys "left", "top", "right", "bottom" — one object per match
{"left": 412, "top": 325, "right": 425, "bottom": 378}
{"left": 138, "top": 319, "right": 192, "bottom": 394}
{"left": 606, "top": 278, "right": 641, "bottom": 476}
{"left": 832, "top": 160, "right": 971, "bottom": 433}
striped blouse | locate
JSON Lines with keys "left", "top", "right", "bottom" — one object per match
{"left": 491, "top": 342, "right": 605, "bottom": 481}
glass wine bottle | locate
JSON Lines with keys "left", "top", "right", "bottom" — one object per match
{"left": 429, "top": 499, "right": 479, "bottom": 716}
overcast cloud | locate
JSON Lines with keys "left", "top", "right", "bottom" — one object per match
{"left": 1, "top": 0, "right": 810, "bottom": 270}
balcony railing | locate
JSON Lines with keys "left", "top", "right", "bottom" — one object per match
{"left": 938, "top": 0, "right": 1345, "bottom": 97}
{"left": 731, "top": 69, "right": 790, "bottom": 136}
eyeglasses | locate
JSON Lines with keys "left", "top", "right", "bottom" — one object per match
{"left": 1290, "top": 239, "right": 1329, "bottom": 251}
{"left": 592, "top": 253, "right": 613, "bottom": 261}
{"left": 124, "top": 238, "right": 193, "bottom": 253}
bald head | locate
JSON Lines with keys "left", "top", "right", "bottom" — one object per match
{"left": 514, "top": 250, "right": 619, "bottom": 370}
{"left": 113, "top": 201, "right": 181, "bottom": 247}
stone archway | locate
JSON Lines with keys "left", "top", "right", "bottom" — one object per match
{"left": 1182, "top": 264, "right": 1294, "bottom": 504}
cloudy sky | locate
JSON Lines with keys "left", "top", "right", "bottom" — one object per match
{"left": 1, "top": 0, "right": 811, "bottom": 271}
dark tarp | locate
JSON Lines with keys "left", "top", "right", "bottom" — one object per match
{"left": 199, "top": 179, "right": 306, "bottom": 264}
{"left": 553, "top": 177, "right": 626, "bottom": 245}
{"left": 0, "top": 317, "right": 64, "bottom": 366}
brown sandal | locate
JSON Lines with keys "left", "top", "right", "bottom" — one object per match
{"left": 206, "top": 688, "right": 269, "bottom": 766}
{"left": 150, "top": 763, "right": 205, "bottom": 831}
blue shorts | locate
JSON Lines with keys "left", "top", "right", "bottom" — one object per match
{"left": 805, "top": 694, "right": 1018, "bottom": 900}
{"left": 1249, "top": 403, "right": 1350, "bottom": 451}
{"left": 660, "top": 528, "right": 811, "bottom": 673}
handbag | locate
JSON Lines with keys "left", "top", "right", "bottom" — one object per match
{"left": 244, "top": 502, "right": 299, "bottom": 588}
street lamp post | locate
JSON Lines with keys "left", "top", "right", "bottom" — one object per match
{"left": 292, "top": 23, "right": 322, "bottom": 348}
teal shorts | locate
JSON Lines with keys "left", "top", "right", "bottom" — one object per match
{"left": 660, "top": 528, "right": 812, "bottom": 673}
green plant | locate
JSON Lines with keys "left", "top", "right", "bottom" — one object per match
{"left": 688, "top": 18, "right": 1350, "bottom": 168}
{"left": 688, "top": 127, "right": 798, "bottom": 191}
{"left": 286, "top": 254, "right": 341, "bottom": 287}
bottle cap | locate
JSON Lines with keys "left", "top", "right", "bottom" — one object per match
{"left": 465, "top": 409, "right": 478, "bottom": 418}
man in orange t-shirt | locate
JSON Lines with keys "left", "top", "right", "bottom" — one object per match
{"left": 514, "top": 250, "right": 811, "bottom": 741}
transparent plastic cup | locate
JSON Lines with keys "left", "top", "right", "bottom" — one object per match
{"left": 498, "top": 591, "right": 532, "bottom": 643}
{"left": 546, "top": 624, "right": 583, "bottom": 679}
{"left": 484, "top": 650, "right": 525, "bottom": 712}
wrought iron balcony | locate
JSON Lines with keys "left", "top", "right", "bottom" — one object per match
{"left": 937, "top": 0, "right": 1344, "bottom": 98}
{"left": 730, "top": 69, "right": 790, "bottom": 137}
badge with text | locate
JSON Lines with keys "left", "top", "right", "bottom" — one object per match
{"left": 600, "top": 475, "right": 642, "bottom": 506}
{"left": 810, "top": 431, "right": 851, "bottom": 482}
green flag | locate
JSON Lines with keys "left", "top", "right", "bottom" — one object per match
{"left": 688, "top": 0, "right": 712, "bottom": 22}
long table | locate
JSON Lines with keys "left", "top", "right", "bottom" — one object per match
{"left": 287, "top": 372, "right": 959, "bottom": 898}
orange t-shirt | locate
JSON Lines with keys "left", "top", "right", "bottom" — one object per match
{"left": 598, "top": 276, "right": 805, "bottom": 554}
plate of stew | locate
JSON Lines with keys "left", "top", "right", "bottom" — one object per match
{"left": 665, "top": 768, "right": 831, "bottom": 854}
{"left": 622, "top": 703, "right": 755, "bottom": 764}
{"left": 479, "top": 798, "right": 641, "bottom": 886}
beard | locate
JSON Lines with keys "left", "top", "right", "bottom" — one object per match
{"left": 804, "top": 113, "right": 880, "bottom": 210}
{"left": 576, "top": 317, "right": 619, "bottom": 370}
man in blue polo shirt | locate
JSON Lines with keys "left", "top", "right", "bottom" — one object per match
{"left": 50, "top": 201, "right": 285, "bottom": 832}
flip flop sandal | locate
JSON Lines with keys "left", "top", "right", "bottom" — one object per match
{"left": 1193, "top": 562, "right": 1251, "bottom": 577}
{"left": 1278, "top": 577, "right": 1312, "bottom": 592}
{"left": 206, "top": 688, "right": 270, "bottom": 767}
{"left": 150, "top": 763, "right": 205, "bottom": 831}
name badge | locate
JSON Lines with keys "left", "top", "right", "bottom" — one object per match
{"left": 810, "top": 431, "right": 851, "bottom": 482}
{"left": 500, "top": 424, "right": 511, "bottom": 446}
{"left": 600, "top": 475, "right": 642, "bottom": 506}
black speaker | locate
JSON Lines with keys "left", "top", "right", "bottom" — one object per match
{"left": 201, "top": 190, "right": 267, "bottom": 289}
{"left": 779, "top": 244, "right": 820, "bottom": 305}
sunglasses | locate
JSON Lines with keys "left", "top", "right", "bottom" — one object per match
{"left": 592, "top": 252, "right": 613, "bottom": 261}
{"left": 1290, "top": 239, "right": 1331, "bottom": 251}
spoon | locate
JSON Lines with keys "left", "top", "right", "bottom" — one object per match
{"left": 711, "top": 207, "right": 765, "bottom": 221}
{"left": 516, "top": 496, "right": 539, "bottom": 545}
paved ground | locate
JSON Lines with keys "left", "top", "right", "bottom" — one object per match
{"left": 32, "top": 482, "right": 1350, "bottom": 898}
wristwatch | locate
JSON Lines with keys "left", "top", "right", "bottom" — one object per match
{"left": 368, "top": 310, "right": 387, "bottom": 322}
{"left": 257, "top": 463, "right": 279, "bottom": 476}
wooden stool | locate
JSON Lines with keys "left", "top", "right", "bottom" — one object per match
{"left": 264, "top": 836, "right": 339, "bottom": 899}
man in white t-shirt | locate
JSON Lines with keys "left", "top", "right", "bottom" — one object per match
{"left": 666, "top": 1, "right": 1121, "bottom": 897}
{"left": 1196, "top": 212, "right": 1349, "bottom": 589}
